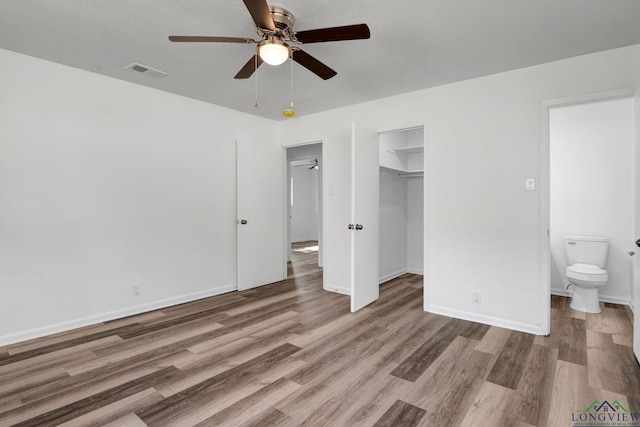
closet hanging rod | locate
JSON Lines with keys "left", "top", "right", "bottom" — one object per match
{"left": 398, "top": 171, "right": 424, "bottom": 178}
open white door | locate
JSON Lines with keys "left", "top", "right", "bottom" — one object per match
{"left": 237, "top": 140, "right": 285, "bottom": 291}
{"left": 322, "top": 138, "right": 352, "bottom": 295}
{"left": 350, "top": 123, "right": 380, "bottom": 311}
{"left": 633, "top": 90, "right": 640, "bottom": 363}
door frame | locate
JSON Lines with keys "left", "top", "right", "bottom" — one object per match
{"left": 283, "top": 141, "right": 325, "bottom": 281}
{"left": 540, "top": 87, "right": 638, "bottom": 336}
{"left": 634, "top": 87, "right": 640, "bottom": 363}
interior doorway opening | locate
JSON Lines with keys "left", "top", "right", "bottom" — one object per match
{"left": 549, "top": 97, "right": 634, "bottom": 308}
{"left": 285, "top": 142, "right": 323, "bottom": 279}
{"left": 540, "top": 87, "right": 639, "bottom": 338}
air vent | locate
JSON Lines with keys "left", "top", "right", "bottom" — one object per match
{"left": 125, "top": 63, "right": 167, "bottom": 79}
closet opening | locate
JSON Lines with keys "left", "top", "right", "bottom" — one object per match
{"left": 379, "top": 127, "right": 424, "bottom": 285}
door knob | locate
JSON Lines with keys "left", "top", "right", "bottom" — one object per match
{"left": 240, "top": 219, "right": 248, "bottom": 225}
{"left": 355, "top": 224, "right": 363, "bottom": 230}
{"left": 636, "top": 239, "right": 640, "bottom": 248}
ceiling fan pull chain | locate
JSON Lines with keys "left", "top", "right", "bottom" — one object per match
{"left": 290, "top": 52, "right": 294, "bottom": 108}
{"left": 282, "top": 51, "right": 296, "bottom": 117}
{"left": 254, "top": 53, "right": 259, "bottom": 108}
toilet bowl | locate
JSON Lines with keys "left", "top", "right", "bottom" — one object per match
{"left": 566, "top": 263, "right": 608, "bottom": 313}
{"left": 564, "top": 236, "right": 609, "bottom": 314}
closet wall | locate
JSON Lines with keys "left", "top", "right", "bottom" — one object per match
{"left": 379, "top": 128, "right": 424, "bottom": 283}
{"left": 407, "top": 177, "right": 424, "bottom": 273}
{"left": 380, "top": 171, "right": 408, "bottom": 281}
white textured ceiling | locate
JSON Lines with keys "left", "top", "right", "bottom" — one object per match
{"left": 2, "top": 1, "right": 640, "bottom": 121}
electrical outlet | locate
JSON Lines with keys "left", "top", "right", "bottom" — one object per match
{"left": 131, "top": 284, "right": 141, "bottom": 297}
{"left": 471, "top": 290, "right": 481, "bottom": 304}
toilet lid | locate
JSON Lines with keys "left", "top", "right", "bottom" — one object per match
{"left": 567, "top": 263, "right": 606, "bottom": 275}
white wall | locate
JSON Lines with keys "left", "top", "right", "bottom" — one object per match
{"left": 379, "top": 171, "right": 424, "bottom": 282}
{"left": 407, "top": 177, "right": 424, "bottom": 274}
{"left": 550, "top": 98, "right": 634, "bottom": 304}
{"left": 279, "top": 44, "right": 640, "bottom": 335}
{"left": 379, "top": 170, "right": 408, "bottom": 282}
{"left": 290, "top": 165, "right": 319, "bottom": 242}
{"left": 379, "top": 132, "right": 409, "bottom": 171}
{"left": 379, "top": 128, "right": 424, "bottom": 172}
{"left": 287, "top": 144, "right": 323, "bottom": 160}
{"left": 0, "top": 48, "right": 278, "bottom": 345}
{"left": 5, "top": 43, "right": 639, "bottom": 344}
{"left": 407, "top": 128, "right": 425, "bottom": 172}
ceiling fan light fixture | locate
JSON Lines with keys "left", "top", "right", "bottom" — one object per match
{"left": 258, "top": 39, "right": 289, "bottom": 66}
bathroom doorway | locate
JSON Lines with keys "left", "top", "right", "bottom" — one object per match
{"left": 548, "top": 96, "right": 635, "bottom": 310}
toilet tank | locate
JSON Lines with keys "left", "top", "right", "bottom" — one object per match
{"left": 564, "top": 235, "right": 609, "bottom": 268}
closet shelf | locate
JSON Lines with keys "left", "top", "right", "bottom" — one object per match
{"left": 392, "top": 145, "right": 424, "bottom": 155}
{"left": 380, "top": 166, "right": 424, "bottom": 177}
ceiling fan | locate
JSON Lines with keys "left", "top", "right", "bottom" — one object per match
{"left": 169, "top": 0, "right": 370, "bottom": 80}
{"left": 294, "top": 158, "right": 318, "bottom": 169}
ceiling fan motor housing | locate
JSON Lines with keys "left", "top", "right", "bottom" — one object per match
{"left": 258, "top": 6, "right": 295, "bottom": 39}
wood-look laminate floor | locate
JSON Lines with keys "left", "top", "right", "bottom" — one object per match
{"left": 1, "top": 241, "right": 639, "bottom": 426}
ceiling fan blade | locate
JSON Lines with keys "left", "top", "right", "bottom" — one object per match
{"left": 169, "top": 35, "right": 257, "bottom": 43}
{"left": 295, "top": 23, "right": 370, "bottom": 44}
{"left": 242, "top": 0, "right": 276, "bottom": 31}
{"left": 292, "top": 50, "right": 337, "bottom": 80}
{"left": 234, "top": 54, "right": 264, "bottom": 79}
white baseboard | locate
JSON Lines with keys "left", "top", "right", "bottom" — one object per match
{"left": 324, "top": 284, "right": 350, "bottom": 295}
{"left": 379, "top": 269, "right": 407, "bottom": 284}
{"left": 550, "top": 288, "right": 572, "bottom": 297}
{"left": 379, "top": 269, "right": 424, "bottom": 285}
{"left": 426, "top": 304, "right": 546, "bottom": 336}
{"left": 550, "top": 288, "right": 631, "bottom": 306}
{"left": 0, "top": 284, "right": 237, "bottom": 347}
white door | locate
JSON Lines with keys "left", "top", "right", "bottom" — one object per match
{"left": 633, "top": 90, "right": 640, "bottom": 363}
{"left": 322, "top": 139, "right": 352, "bottom": 295}
{"left": 237, "top": 140, "right": 285, "bottom": 291}
{"left": 350, "top": 123, "right": 380, "bottom": 311}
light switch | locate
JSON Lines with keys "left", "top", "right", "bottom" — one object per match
{"left": 525, "top": 178, "right": 535, "bottom": 191}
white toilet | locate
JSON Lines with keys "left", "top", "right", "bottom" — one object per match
{"left": 564, "top": 235, "right": 609, "bottom": 313}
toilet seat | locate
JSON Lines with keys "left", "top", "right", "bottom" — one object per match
{"left": 566, "top": 263, "right": 608, "bottom": 282}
